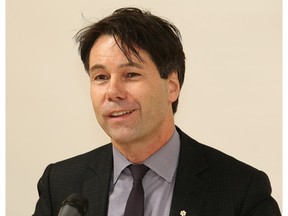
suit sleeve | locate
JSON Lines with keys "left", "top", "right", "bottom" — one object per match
{"left": 33, "top": 164, "right": 54, "bottom": 216}
{"left": 240, "top": 171, "right": 281, "bottom": 216}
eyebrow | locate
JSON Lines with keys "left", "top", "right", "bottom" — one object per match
{"left": 89, "top": 61, "right": 144, "bottom": 73}
{"left": 119, "top": 62, "right": 144, "bottom": 69}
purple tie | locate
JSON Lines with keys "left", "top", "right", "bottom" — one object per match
{"left": 124, "top": 164, "right": 149, "bottom": 216}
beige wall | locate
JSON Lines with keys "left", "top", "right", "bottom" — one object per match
{"left": 6, "top": 0, "right": 282, "bottom": 215}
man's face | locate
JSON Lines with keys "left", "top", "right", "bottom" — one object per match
{"left": 89, "top": 35, "right": 179, "bottom": 147}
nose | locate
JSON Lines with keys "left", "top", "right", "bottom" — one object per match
{"left": 106, "top": 78, "right": 127, "bottom": 102}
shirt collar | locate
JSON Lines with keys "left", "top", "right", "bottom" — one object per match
{"left": 112, "top": 128, "right": 180, "bottom": 184}
{"left": 112, "top": 146, "right": 132, "bottom": 184}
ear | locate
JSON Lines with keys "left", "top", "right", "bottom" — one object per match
{"left": 168, "top": 71, "right": 180, "bottom": 103}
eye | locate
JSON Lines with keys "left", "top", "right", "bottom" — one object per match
{"left": 126, "top": 72, "right": 141, "bottom": 78}
{"left": 94, "top": 74, "right": 109, "bottom": 81}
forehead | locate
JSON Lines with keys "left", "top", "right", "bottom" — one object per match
{"left": 89, "top": 35, "right": 149, "bottom": 66}
{"left": 91, "top": 35, "right": 119, "bottom": 54}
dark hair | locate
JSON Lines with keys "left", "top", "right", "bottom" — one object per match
{"left": 75, "top": 7, "right": 185, "bottom": 113}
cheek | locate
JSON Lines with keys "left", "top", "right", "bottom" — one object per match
{"left": 90, "top": 88, "right": 102, "bottom": 111}
{"left": 143, "top": 85, "right": 170, "bottom": 111}
{"left": 90, "top": 95, "right": 104, "bottom": 124}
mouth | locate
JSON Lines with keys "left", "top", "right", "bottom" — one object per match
{"left": 109, "top": 110, "right": 135, "bottom": 118}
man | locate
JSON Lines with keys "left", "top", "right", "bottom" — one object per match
{"left": 33, "top": 7, "right": 281, "bottom": 216}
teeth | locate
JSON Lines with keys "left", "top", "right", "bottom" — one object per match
{"left": 111, "top": 110, "right": 133, "bottom": 117}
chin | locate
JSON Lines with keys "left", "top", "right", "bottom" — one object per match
{"left": 108, "top": 129, "right": 140, "bottom": 145}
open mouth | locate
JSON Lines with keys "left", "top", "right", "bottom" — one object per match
{"left": 109, "top": 110, "right": 135, "bottom": 117}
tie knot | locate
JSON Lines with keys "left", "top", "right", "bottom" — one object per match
{"left": 129, "top": 164, "right": 149, "bottom": 181}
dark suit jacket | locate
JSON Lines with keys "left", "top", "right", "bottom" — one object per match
{"left": 33, "top": 128, "right": 281, "bottom": 216}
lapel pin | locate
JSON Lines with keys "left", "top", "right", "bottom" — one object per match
{"left": 180, "top": 210, "right": 186, "bottom": 216}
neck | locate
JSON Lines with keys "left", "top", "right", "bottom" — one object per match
{"left": 112, "top": 124, "right": 176, "bottom": 164}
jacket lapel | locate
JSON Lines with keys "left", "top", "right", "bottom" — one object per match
{"left": 170, "top": 128, "right": 209, "bottom": 216}
{"left": 82, "top": 144, "right": 113, "bottom": 216}
{"left": 79, "top": 129, "right": 209, "bottom": 216}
